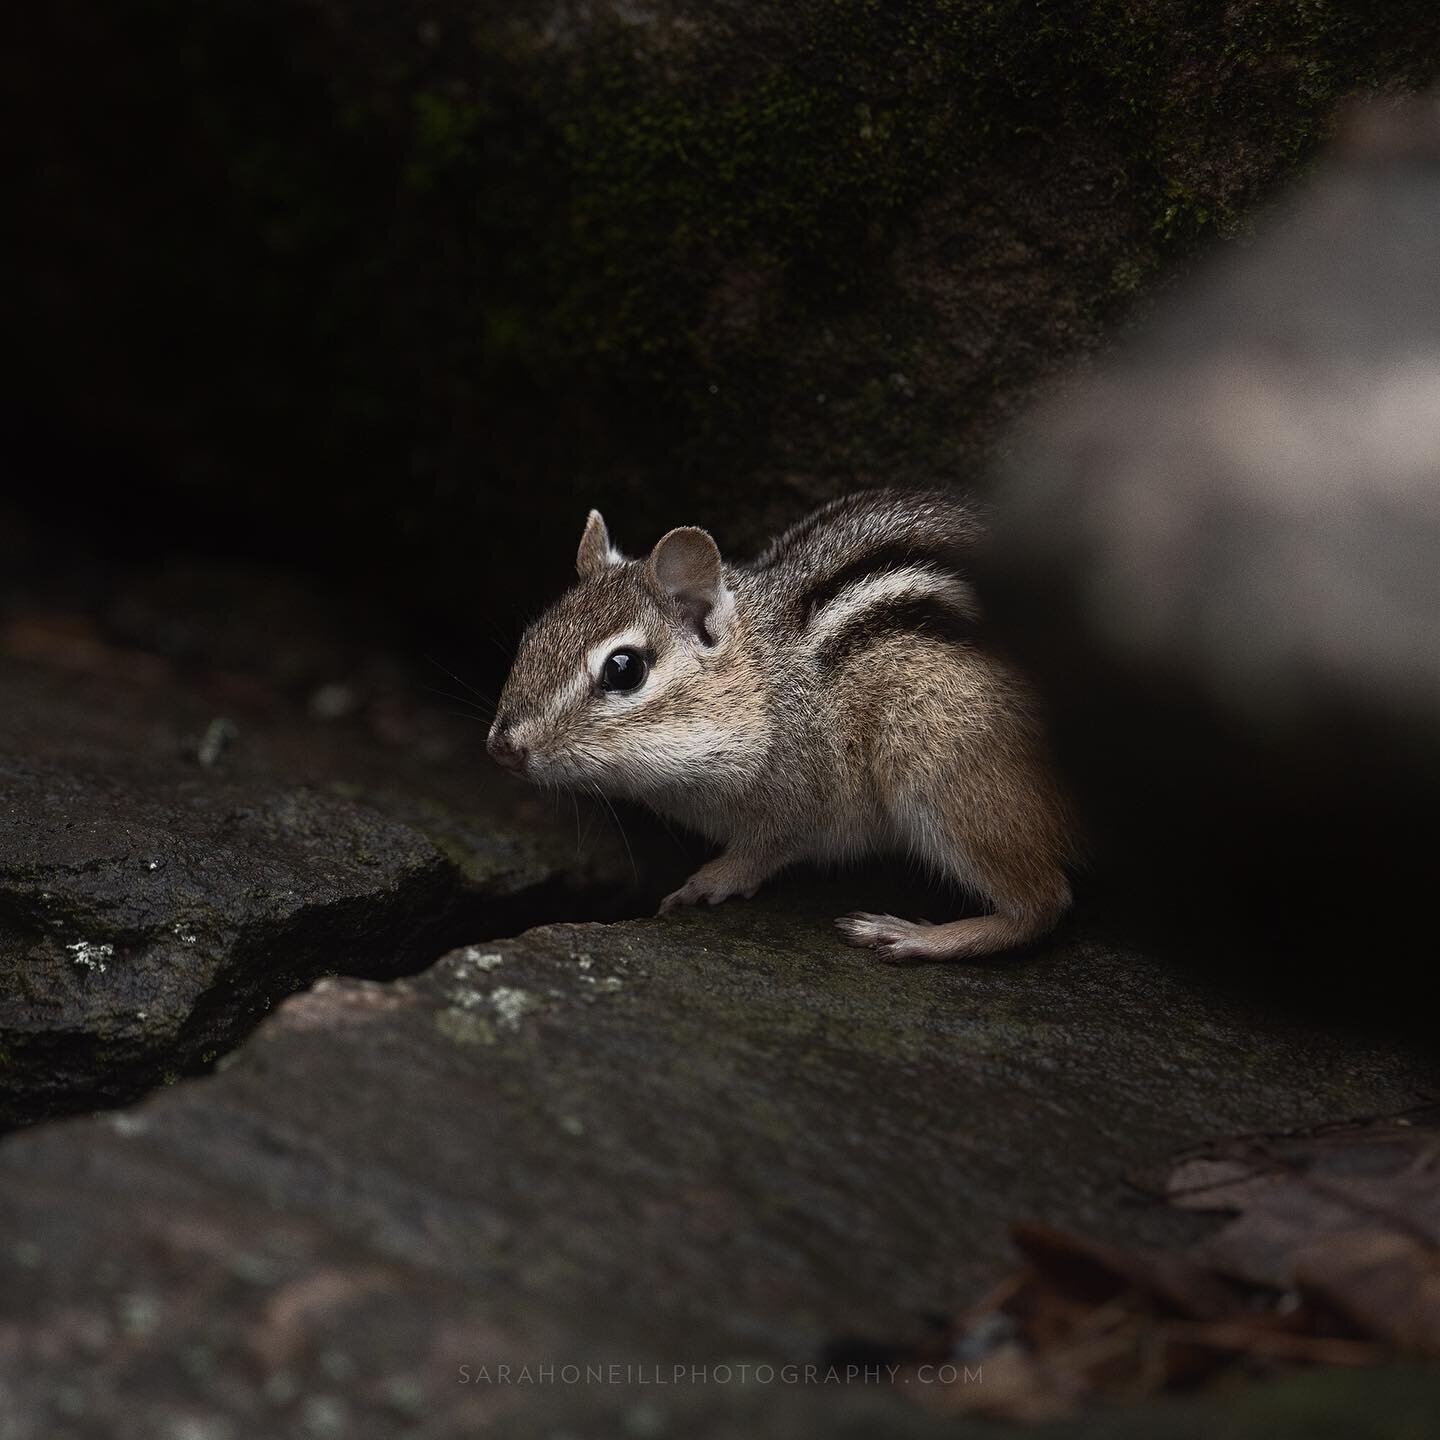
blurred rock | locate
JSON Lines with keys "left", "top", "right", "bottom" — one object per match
{"left": 0, "top": 895, "right": 1434, "bottom": 1436}
{"left": 984, "top": 100, "right": 1440, "bottom": 993}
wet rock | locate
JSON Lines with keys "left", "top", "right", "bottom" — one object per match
{"left": 0, "top": 885, "right": 1435, "bottom": 1435}
{"left": 0, "top": 658, "right": 642, "bottom": 1127}
{"left": 984, "top": 101, "right": 1440, "bottom": 997}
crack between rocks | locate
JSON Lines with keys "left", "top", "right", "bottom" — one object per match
{"left": 1, "top": 856, "right": 666, "bottom": 1135}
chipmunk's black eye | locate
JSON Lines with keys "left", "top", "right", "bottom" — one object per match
{"left": 599, "top": 647, "right": 648, "bottom": 693}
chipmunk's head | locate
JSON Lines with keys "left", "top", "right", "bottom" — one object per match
{"left": 488, "top": 510, "right": 752, "bottom": 798}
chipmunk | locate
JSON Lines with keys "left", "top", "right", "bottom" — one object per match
{"left": 488, "top": 490, "right": 1075, "bottom": 961}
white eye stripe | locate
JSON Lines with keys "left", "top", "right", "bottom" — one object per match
{"left": 586, "top": 628, "right": 649, "bottom": 683}
{"left": 604, "top": 651, "right": 688, "bottom": 711}
{"left": 583, "top": 628, "right": 680, "bottom": 711}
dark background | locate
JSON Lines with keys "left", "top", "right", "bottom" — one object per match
{"left": 8, "top": 0, "right": 1440, "bottom": 685}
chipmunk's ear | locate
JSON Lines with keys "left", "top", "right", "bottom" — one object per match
{"left": 646, "top": 527, "right": 734, "bottom": 646}
{"left": 576, "top": 509, "right": 623, "bottom": 579}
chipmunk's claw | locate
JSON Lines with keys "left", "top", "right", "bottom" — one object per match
{"left": 659, "top": 865, "right": 759, "bottom": 914}
{"left": 834, "top": 912, "right": 935, "bottom": 963}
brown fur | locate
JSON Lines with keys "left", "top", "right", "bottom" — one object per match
{"left": 834, "top": 632, "right": 1074, "bottom": 960}
{"left": 490, "top": 490, "right": 1077, "bottom": 962}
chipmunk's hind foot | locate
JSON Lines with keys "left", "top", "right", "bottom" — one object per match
{"left": 835, "top": 909, "right": 1050, "bottom": 963}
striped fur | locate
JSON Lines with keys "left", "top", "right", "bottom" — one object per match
{"left": 812, "top": 589, "right": 979, "bottom": 669}
{"left": 491, "top": 488, "right": 1075, "bottom": 961}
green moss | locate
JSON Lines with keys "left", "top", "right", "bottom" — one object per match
{"left": 435, "top": 1008, "right": 498, "bottom": 1047}
{"left": 391, "top": 0, "right": 1435, "bottom": 487}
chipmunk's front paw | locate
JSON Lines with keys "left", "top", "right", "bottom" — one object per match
{"left": 659, "top": 862, "right": 760, "bottom": 914}
{"left": 834, "top": 912, "right": 935, "bottom": 963}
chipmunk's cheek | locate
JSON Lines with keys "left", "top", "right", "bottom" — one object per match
{"left": 526, "top": 733, "right": 588, "bottom": 786}
{"left": 524, "top": 752, "right": 571, "bottom": 789}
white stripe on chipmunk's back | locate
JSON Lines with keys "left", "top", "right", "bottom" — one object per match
{"left": 801, "top": 566, "right": 967, "bottom": 654}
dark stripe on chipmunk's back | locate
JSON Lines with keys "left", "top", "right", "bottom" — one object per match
{"left": 796, "top": 541, "right": 971, "bottom": 621}
{"left": 814, "top": 592, "right": 980, "bottom": 669}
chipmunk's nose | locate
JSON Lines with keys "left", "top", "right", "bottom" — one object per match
{"left": 487, "top": 717, "right": 529, "bottom": 774}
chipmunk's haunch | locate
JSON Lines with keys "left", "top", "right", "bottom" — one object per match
{"left": 488, "top": 490, "right": 1075, "bottom": 961}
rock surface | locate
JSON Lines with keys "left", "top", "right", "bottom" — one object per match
{"left": 0, "top": 655, "right": 642, "bottom": 1127}
{"left": 1, "top": 886, "right": 1435, "bottom": 1436}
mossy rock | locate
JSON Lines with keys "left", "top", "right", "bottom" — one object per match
{"left": 0, "top": 658, "right": 640, "bottom": 1127}
{"left": 0, "top": 888, "right": 1436, "bottom": 1433}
